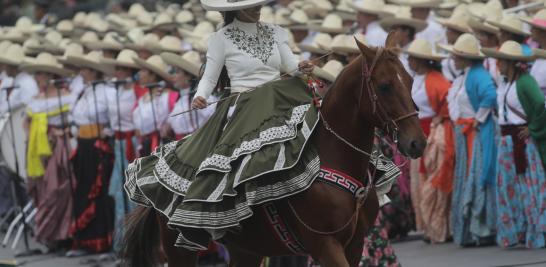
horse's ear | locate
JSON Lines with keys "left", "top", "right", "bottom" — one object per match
{"left": 355, "top": 36, "right": 373, "bottom": 56}
{"left": 385, "top": 31, "right": 400, "bottom": 49}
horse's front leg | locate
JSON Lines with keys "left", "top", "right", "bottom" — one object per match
{"left": 157, "top": 214, "right": 198, "bottom": 267}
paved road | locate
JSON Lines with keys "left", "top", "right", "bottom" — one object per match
{"left": 1, "top": 234, "right": 545, "bottom": 267}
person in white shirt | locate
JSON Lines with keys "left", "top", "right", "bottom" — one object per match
{"left": 407, "top": 1, "right": 447, "bottom": 47}
{"left": 349, "top": 0, "right": 390, "bottom": 47}
{"left": 21, "top": 52, "right": 75, "bottom": 249}
{"left": 0, "top": 44, "right": 39, "bottom": 115}
{"left": 63, "top": 51, "right": 115, "bottom": 256}
{"left": 161, "top": 51, "right": 216, "bottom": 140}
{"left": 132, "top": 55, "right": 179, "bottom": 156}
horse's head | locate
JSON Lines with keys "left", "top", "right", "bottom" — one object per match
{"left": 352, "top": 32, "right": 426, "bottom": 159}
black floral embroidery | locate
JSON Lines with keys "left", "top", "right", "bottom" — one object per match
{"left": 224, "top": 24, "right": 276, "bottom": 64}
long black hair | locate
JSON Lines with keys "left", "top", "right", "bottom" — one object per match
{"left": 214, "top": 11, "right": 238, "bottom": 95}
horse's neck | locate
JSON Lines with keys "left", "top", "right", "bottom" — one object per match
{"left": 316, "top": 60, "right": 374, "bottom": 182}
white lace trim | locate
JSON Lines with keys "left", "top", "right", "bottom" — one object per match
{"left": 197, "top": 104, "right": 311, "bottom": 173}
{"left": 155, "top": 156, "right": 192, "bottom": 194}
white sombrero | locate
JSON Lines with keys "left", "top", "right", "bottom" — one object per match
{"left": 0, "top": 44, "right": 28, "bottom": 66}
{"left": 22, "top": 52, "right": 73, "bottom": 76}
{"left": 134, "top": 55, "right": 172, "bottom": 82}
{"left": 349, "top": 0, "right": 393, "bottom": 17}
{"left": 200, "top": 0, "right": 274, "bottom": 11}
{"left": 101, "top": 49, "right": 140, "bottom": 69}
{"left": 481, "top": 40, "right": 535, "bottom": 61}
{"left": 521, "top": 9, "right": 546, "bottom": 31}
{"left": 438, "top": 33, "right": 485, "bottom": 59}
{"left": 85, "top": 32, "right": 124, "bottom": 51}
{"left": 436, "top": 13, "right": 471, "bottom": 33}
{"left": 66, "top": 51, "right": 113, "bottom": 74}
{"left": 58, "top": 42, "right": 84, "bottom": 63}
{"left": 161, "top": 51, "right": 203, "bottom": 77}
{"left": 298, "top": 33, "right": 332, "bottom": 54}
{"left": 125, "top": 33, "right": 160, "bottom": 52}
{"left": 406, "top": 39, "right": 445, "bottom": 61}
{"left": 308, "top": 14, "right": 351, "bottom": 34}
{"left": 486, "top": 14, "right": 530, "bottom": 37}
{"left": 313, "top": 60, "right": 344, "bottom": 82}
{"left": 153, "top": 36, "right": 184, "bottom": 54}
{"left": 390, "top": 0, "right": 442, "bottom": 8}
{"left": 379, "top": 6, "right": 427, "bottom": 32}
{"left": 331, "top": 33, "right": 367, "bottom": 54}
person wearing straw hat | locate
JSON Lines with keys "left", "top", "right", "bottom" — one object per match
{"left": 522, "top": 9, "right": 546, "bottom": 95}
{"left": 311, "top": 59, "right": 344, "bottom": 95}
{"left": 124, "top": 0, "right": 319, "bottom": 252}
{"left": 85, "top": 32, "right": 124, "bottom": 59}
{"left": 350, "top": 0, "right": 392, "bottom": 47}
{"left": 469, "top": 13, "right": 502, "bottom": 86}
{"left": 405, "top": 38, "right": 454, "bottom": 244}
{"left": 21, "top": 52, "right": 75, "bottom": 251}
{"left": 482, "top": 41, "right": 546, "bottom": 249}
{"left": 126, "top": 33, "right": 160, "bottom": 60}
{"left": 438, "top": 12, "right": 471, "bottom": 82}
{"left": 298, "top": 32, "right": 332, "bottom": 65}
{"left": 488, "top": 14, "right": 532, "bottom": 55}
{"left": 308, "top": 14, "right": 351, "bottom": 37}
{"left": 64, "top": 50, "right": 115, "bottom": 256}
{"left": 330, "top": 33, "right": 367, "bottom": 64}
{"left": 162, "top": 51, "right": 217, "bottom": 141}
{"left": 395, "top": 0, "right": 447, "bottom": 49}
{"left": 101, "top": 49, "right": 141, "bottom": 253}
{"left": 132, "top": 55, "right": 179, "bottom": 156}
{"left": 440, "top": 33, "right": 498, "bottom": 247}
{"left": 146, "top": 12, "right": 178, "bottom": 39}
{"left": 0, "top": 44, "right": 39, "bottom": 115}
{"left": 58, "top": 42, "right": 87, "bottom": 99}
{"left": 379, "top": 7, "right": 428, "bottom": 74}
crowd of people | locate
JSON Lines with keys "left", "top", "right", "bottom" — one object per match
{"left": 0, "top": 0, "right": 545, "bottom": 266}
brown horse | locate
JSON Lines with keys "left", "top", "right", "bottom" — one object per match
{"left": 121, "top": 33, "right": 426, "bottom": 267}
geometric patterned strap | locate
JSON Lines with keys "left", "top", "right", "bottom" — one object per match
{"left": 316, "top": 166, "right": 365, "bottom": 197}
{"left": 262, "top": 202, "right": 306, "bottom": 255}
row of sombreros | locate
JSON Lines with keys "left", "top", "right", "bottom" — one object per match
{"left": 0, "top": 42, "right": 203, "bottom": 84}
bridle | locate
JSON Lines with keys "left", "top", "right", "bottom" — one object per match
{"left": 320, "top": 47, "right": 418, "bottom": 157}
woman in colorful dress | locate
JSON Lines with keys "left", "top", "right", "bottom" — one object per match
{"left": 441, "top": 33, "right": 497, "bottom": 246}
{"left": 101, "top": 49, "right": 141, "bottom": 252}
{"left": 482, "top": 41, "right": 546, "bottom": 248}
{"left": 161, "top": 51, "right": 216, "bottom": 140}
{"left": 23, "top": 53, "right": 75, "bottom": 250}
{"left": 65, "top": 51, "right": 115, "bottom": 256}
{"left": 133, "top": 55, "right": 179, "bottom": 156}
{"left": 125, "top": 0, "right": 316, "bottom": 252}
{"left": 406, "top": 39, "right": 454, "bottom": 243}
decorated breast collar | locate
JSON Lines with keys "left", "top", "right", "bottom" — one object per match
{"left": 224, "top": 23, "right": 276, "bottom": 64}
{"left": 316, "top": 166, "right": 371, "bottom": 203}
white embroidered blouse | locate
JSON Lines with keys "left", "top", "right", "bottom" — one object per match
{"left": 194, "top": 19, "right": 300, "bottom": 100}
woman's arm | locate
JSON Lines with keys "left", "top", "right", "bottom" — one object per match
{"left": 194, "top": 33, "right": 226, "bottom": 100}
{"left": 277, "top": 27, "right": 299, "bottom": 74}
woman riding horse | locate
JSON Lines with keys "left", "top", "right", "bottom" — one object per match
{"left": 122, "top": 1, "right": 426, "bottom": 266}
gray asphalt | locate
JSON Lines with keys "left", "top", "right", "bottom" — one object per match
{"left": 1, "top": 234, "right": 545, "bottom": 267}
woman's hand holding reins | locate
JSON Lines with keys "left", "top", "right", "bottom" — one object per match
{"left": 192, "top": 96, "right": 208, "bottom": 109}
{"left": 298, "top": 60, "right": 315, "bottom": 75}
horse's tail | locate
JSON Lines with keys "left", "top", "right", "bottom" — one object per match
{"left": 121, "top": 206, "right": 161, "bottom": 267}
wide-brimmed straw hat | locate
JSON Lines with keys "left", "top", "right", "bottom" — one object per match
{"left": 134, "top": 55, "right": 172, "bottom": 82}
{"left": 302, "top": 0, "right": 334, "bottom": 17}
{"left": 77, "top": 31, "right": 100, "bottom": 47}
{"left": 175, "top": 10, "right": 195, "bottom": 24}
{"left": 390, "top": 0, "right": 442, "bottom": 8}
{"left": 21, "top": 52, "right": 73, "bottom": 76}
{"left": 0, "top": 44, "right": 27, "bottom": 66}
{"left": 153, "top": 36, "right": 184, "bottom": 54}
{"left": 66, "top": 51, "right": 113, "bottom": 74}
{"left": 486, "top": 14, "right": 530, "bottom": 37}
{"left": 436, "top": 13, "right": 471, "bottom": 33}
{"left": 349, "top": 0, "right": 392, "bottom": 17}
{"left": 146, "top": 13, "right": 177, "bottom": 32}
{"left": 308, "top": 14, "right": 351, "bottom": 34}
{"left": 521, "top": 9, "right": 546, "bottom": 31}
{"left": 481, "top": 40, "right": 535, "bottom": 61}
{"left": 313, "top": 60, "right": 344, "bottom": 82}
{"left": 533, "top": 48, "right": 546, "bottom": 59}
{"left": 126, "top": 33, "right": 160, "bottom": 51}
{"left": 58, "top": 42, "right": 84, "bottom": 63}
{"left": 468, "top": 12, "right": 501, "bottom": 35}
{"left": 179, "top": 21, "right": 215, "bottom": 39}
{"left": 406, "top": 39, "right": 445, "bottom": 61}
{"left": 438, "top": 33, "right": 485, "bottom": 59}
{"left": 161, "top": 51, "right": 202, "bottom": 77}
{"left": 298, "top": 33, "right": 332, "bottom": 54}
{"left": 30, "top": 30, "right": 65, "bottom": 55}
{"left": 14, "top": 16, "right": 44, "bottom": 34}
{"left": 331, "top": 33, "right": 367, "bottom": 54}
{"left": 379, "top": 7, "right": 427, "bottom": 32}
{"left": 0, "top": 29, "right": 26, "bottom": 43}
{"left": 101, "top": 49, "right": 139, "bottom": 69}
{"left": 85, "top": 32, "right": 124, "bottom": 51}
{"left": 84, "top": 13, "right": 110, "bottom": 34}
{"left": 200, "top": 0, "right": 274, "bottom": 11}
{"left": 56, "top": 20, "right": 75, "bottom": 37}
{"left": 287, "top": 9, "right": 310, "bottom": 30}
